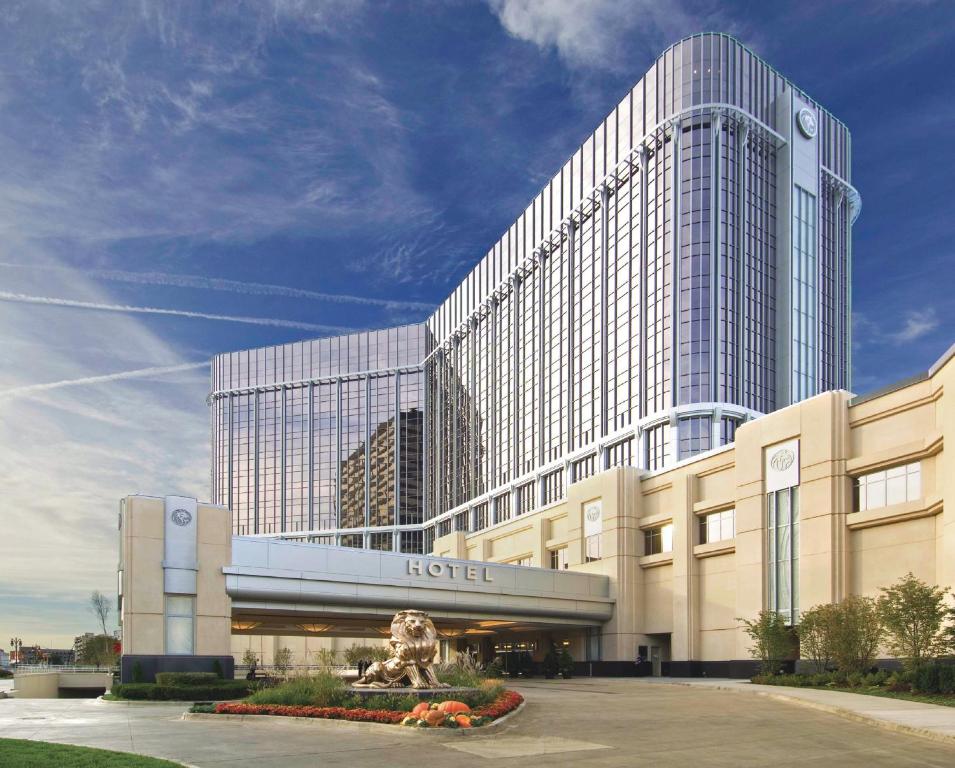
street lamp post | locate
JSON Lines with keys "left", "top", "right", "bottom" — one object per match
{"left": 9, "top": 637, "right": 22, "bottom": 668}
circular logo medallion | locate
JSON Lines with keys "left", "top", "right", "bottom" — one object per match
{"left": 171, "top": 508, "right": 193, "bottom": 527}
{"left": 797, "top": 107, "right": 817, "bottom": 139}
{"left": 770, "top": 449, "right": 795, "bottom": 472}
{"left": 586, "top": 506, "right": 600, "bottom": 522}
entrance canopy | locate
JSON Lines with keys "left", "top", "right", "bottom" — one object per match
{"left": 227, "top": 537, "right": 613, "bottom": 638}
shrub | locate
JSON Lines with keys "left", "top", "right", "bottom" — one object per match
{"left": 273, "top": 647, "right": 294, "bottom": 675}
{"left": 798, "top": 603, "right": 839, "bottom": 673}
{"left": 798, "top": 597, "right": 882, "bottom": 675}
{"left": 431, "top": 662, "right": 485, "bottom": 689}
{"left": 212, "top": 659, "right": 223, "bottom": 679}
{"left": 241, "top": 649, "right": 258, "bottom": 668}
{"left": 559, "top": 648, "right": 574, "bottom": 678}
{"left": 155, "top": 672, "right": 219, "bottom": 687}
{"left": 913, "top": 663, "right": 955, "bottom": 695}
{"left": 878, "top": 573, "right": 950, "bottom": 670}
{"left": 132, "top": 661, "right": 144, "bottom": 683}
{"left": 542, "top": 647, "right": 559, "bottom": 678}
{"left": 829, "top": 595, "right": 883, "bottom": 675}
{"left": 245, "top": 671, "right": 353, "bottom": 708}
{"left": 739, "top": 610, "right": 797, "bottom": 675}
{"left": 485, "top": 658, "right": 504, "bottom": 679}
{"left": 113, "top": 681, "right": 251, "bottom": 701}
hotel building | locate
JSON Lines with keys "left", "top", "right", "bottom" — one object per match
{"left": 209, "top": 33, "right": 859, "bottom": 553}
{"left": 116, "top": 35, "right": 952, "bottom": 679}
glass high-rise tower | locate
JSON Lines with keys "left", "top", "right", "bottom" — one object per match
{"left": 209, "top": 33, "right": 860, "bottom": 552}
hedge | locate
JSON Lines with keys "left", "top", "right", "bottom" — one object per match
{"left": 154, "top": 672, "right": 220, "bottom": 686}
{"left": 914, "top": 664, "right": 955, "bottom": 695}
{"left": 112, "top": 681, "right": 251, "bottom": 701}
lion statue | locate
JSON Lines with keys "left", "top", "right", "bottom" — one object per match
{"left": 353, "top": 610, "right": 450, "bottom": 689}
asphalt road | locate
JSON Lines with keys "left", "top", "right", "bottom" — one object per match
{"left": 1, "top": 678, "right": 954, "bottom": 767}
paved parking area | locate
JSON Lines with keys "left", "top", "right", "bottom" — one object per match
{"left": 1, "top": 678, "right": 954, "bottom": 766}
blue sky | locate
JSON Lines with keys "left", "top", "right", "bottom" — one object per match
{"left": 0, "top": 0, "right": 952, "bottom": 648}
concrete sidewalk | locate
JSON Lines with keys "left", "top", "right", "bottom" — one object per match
{"left": 644, "top": 677, "right": 955, "bottom": 745}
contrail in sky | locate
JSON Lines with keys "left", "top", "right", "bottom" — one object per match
{"left": 0, "top": 362, "right": 208, "bottom": 398}
{"left": 0, "top": 262, "right": 434, "bottom": 312}
{"left": 0, "top": 291, "right": 353, "bottom": 334}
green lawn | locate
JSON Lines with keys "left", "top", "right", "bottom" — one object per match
{"left": 0, "top": 739, "right": 184, "bottom": 767}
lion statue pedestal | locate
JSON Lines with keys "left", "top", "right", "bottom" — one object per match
{"left": 352, "top": 610, "right": 450, "bottom": 690}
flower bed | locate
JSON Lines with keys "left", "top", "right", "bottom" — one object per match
{"left": 212, "top": 690, "right": 523, "bottom": 728}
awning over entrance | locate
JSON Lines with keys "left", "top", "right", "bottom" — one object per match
{"left": 226, "top": 537, "right": 613, "bottom": 636}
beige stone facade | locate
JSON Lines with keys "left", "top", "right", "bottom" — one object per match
{"left": 118, "top": 347, "right": 953, "bottom": 676}
{"left": 431, "top": 346, "right": 954, "bottom": 672}
{"left": 118, "top": 496, "right": 231, "bottom": 663}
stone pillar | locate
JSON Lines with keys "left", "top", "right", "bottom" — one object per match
{"left": 118, "top": 494, "right": 233, "bottom": 682}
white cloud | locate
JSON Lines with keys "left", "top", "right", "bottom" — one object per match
{"left": 888, "top": 309, "right": 939, "bottom": 343}
{"left": 0, "top": 262, "right": 434, "bottom": 312}
{"left": 0, "top": 291, "right": 353, "bottom": 334}
{"left": 485, "top": 0, "right": 715, "bottom": 70}
{"left": 854, "top": 307, "right": 942, "bottom": 348}
{"left": 0, "top": 362, "right": 208, "bottom": 399}
{"left": 0, "top": 257, "right": 211, "bottom": 648}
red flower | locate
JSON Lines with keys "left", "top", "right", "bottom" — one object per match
{"left": 213, "top": 691, "right": 522, "bottom": 727}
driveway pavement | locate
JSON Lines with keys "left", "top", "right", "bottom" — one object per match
{"left": 1, "top": 678, "right": 954, "bottom": 766}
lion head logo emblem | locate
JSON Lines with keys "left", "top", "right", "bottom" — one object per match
{"left": 770, "top": 449, "right": 795, "bottom": 472}
{"left": 171, "top": 508, "right": 192, "bottom": 527}
{"left": 353, "top": 609, "right": 448, "bottom": 690}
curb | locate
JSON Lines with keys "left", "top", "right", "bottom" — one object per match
{"left": 182, "top": 700, "right": 526, "bottom": 737}
{"left": 96, "top": 695, "right": 196, "bottom": 707}
{"left": 650, "top": 680, "right": 955, "bottom": 747}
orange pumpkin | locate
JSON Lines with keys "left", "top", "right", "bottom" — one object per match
{"left": 411, "top": 702, "right": 431, "bottom": 718}
{"left": 455, "top": 715, "right": 472, "bottom": 728}
{"left": 437, "top": 700, "right": 470, "bottom": 714}
{"left": 424, "top": 709, "right": 445, "bottom": 726}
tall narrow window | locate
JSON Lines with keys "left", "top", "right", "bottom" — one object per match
{"left": 768, "top": 487, "right": 799, "bottom": 623}
{"left": 792, "top": 186, "right": 817, "bottom": 402}
{"left": 165, "top": 595, "right": 195, "bottom": 655}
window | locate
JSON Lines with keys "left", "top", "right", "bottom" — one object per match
{"left": 542, "top": 470, "right": 564, "bottom": 506}
{"left": 768, "top": 487, "right": 799, "bottom": 624}
{"left": 853, "top": 462, "right": 921, "bottom": 512}
{"left": 474, "top": 502, "right": 489, "bottom": 531}
{"left": 572, "top": 454, "right": 597, "bottom": 483}
{"left": 511, "top": 556, "right": 532, "bottom": 567}
{"left": 699, "top": 509, "right": 735, "bottom": 544}
{"left": 549, "top": 547, "right": 568, "bottom": 570}
{"left": 165, "top": 595, "right": 194, "bottom": 655}
{"left": 585, "top": 534, "right": 602, "bottom": 562}
{"left": 643, "top": 523, "right": 673, "bottom": 555}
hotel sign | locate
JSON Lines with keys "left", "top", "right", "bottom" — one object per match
{"left": 407, "top": 559, "right": 494, "bottom": 582}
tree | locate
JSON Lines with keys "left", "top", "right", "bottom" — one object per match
{"left": 369, "top": 645, "right": 390, "bottom": 663}
{"left": 90, "top": 591, "right": 112, "bottom": 638}
{"left": 241, "top": 648, "right": 258, "bottom": 668}
{"left": 828, "top": 595, "right": 882, "bottom": 674}
{"left": 88, "top": 591, "right": 117, "bottom": 668}
{"left": 798, "top": 603, "right": 839, "bottom": 673}
{"left": 311, "top": 648, "right": 338, "bottom": 670}
{"left": 878, "top": 573, "right": 950, "bottom": 670}
{"left": 273, "top": 646, "right": 293, "bottom": 675}
{"left": 739, "top": 610, "right": 797, "bottom": 675}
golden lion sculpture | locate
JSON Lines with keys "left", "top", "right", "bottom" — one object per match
{"left": 353, "top": 610, "right": 450, "bottom": 689}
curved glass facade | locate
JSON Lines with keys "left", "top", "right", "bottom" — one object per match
{"left": 209, "top": 34, "right": 858, "bottom": 551}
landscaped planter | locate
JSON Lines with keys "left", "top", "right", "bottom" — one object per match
{"left": 209, "top": 690, "right": 524, "bottom": 729}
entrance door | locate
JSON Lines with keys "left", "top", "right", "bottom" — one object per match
{"left": 650, "top": 646, "right": 662, "bottom": 677}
